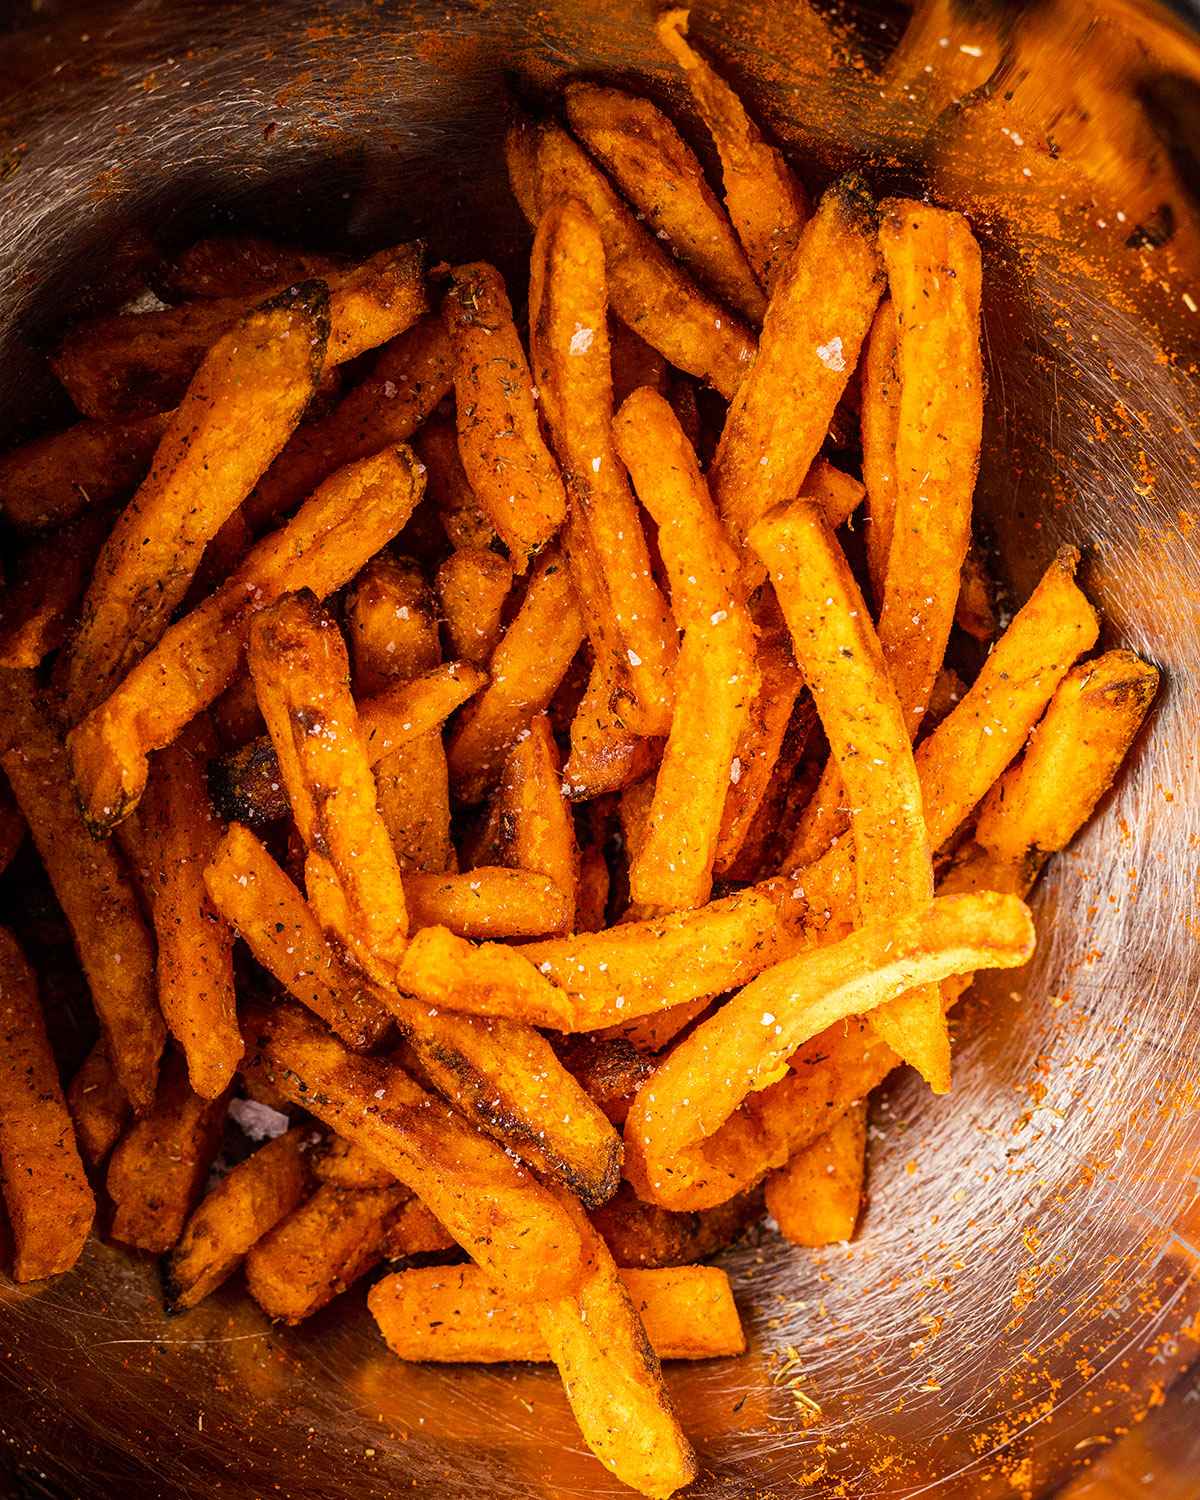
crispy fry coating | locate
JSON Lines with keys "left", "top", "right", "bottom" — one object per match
{"left": 396, "top": 926, "right": 578, "bottom": 1029}
{"left": 765, "top": 1100, "right": 867, "bottom": 1246}
{"left": 490, "top": 713, "right": 579, "bottom": 928}
{"left": 67, "top": 1040, "right": 129, "bottom": 1169}
{"left": 403, "top": 866, "right": 569, "bottom": 939}
{"left": 0, "top": 413, "right": 168, "bottom": 532}
{"left": 413, "top": 416, "right": 497, "bottom": 552}
{"left": 312, "top": 1135, "right": 395, "bottom": 1190}
{"left": 437, "top": 547, "right": 513, "bottom": 666}
{"left": 591, "top": 1179, "right": 762, "bottom": 1268}
{"left": 860, "top": 298, "right": 900, "bottom": 606}
{"left": 156, "top": 234, "right": 343, "bottom": 300}
{"left": 0, "top": 506, "right": 111, "bottom": 669}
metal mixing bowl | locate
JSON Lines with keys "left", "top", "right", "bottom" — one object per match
{"left": 1, "top": 1, "right": 1199, "bottom": 1495}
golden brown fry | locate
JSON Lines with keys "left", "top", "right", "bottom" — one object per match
{"left": 564, "top": 82, "right": 766, "bottom": 323}
{"left": 398, "top": 926, "right": 577, "bottom": 1029}
{"left": 955, "top": 543, "right": 998, "bottom": 643}
{"left": 875, "top": 200, "right": 983, "bottom": 734}
{"left": 445, "top": 262, "right": 567, "bottom": 564}
{"left": 624, "top": 892, "right": 1034, "bottom": 1209}
{"left": 511, "top": 117, "right": 755, "bottom": 398}
{"left": 106, "top": 1052, "right": 227, "bottom": 1252}
{"left": 448, "top": 548, "right": 584, "bottom": 802}
{"left": 564, "top": 656, "right": 660, "bottom": 800}
{"left": 404, "top": 866, "right": 569, "bottom": 939}
{"left": 158, "top": 234, "right": 343, "bottom": 300}
{"left": 0, "top": 506, "right": 111, "bottom": 669}
{"left": 710, "top": 176, "right": 885, "bottom": 563}
{"left": 590, "top": 1179, "right": 761, "bottom": 1268}
{"left": 615, "top": 388, "right": 758, "bottom": 910}
{"left": 750, "top": 499, "right": 947, "bottom": 1092}
{"left": 437, "top": 547, "right": 513, "bottom": 666}
{"left": 656, "top": 9, "right": 808, "bottom": 290}
{"left": 67, "top": 1040, "right": 129, "bottom": 1169}
{"left": 0, "top": 412, "right": 168, "bottom": 532}
{"left": 383, "top": 1194, "right": 455, "bottom": 1257}
{"left": 975, "top": 649, "right": 1159, "bottom": 864}
{"left": 312, "top": 1135, "right": 395, "bottom": 1190}
{"left": 535, "top": 1193, "right": 698, "bottom": 1498}
{"left": 240, "top": 998, "right": 586, "bottom": 1297}
{"left": 530, "top": 198, "right": 677, "bottom": 736}
{"left": 248, "top": 590, "right": 410, "bottom": 976}
{"left": 413, "top": 416, "right": 497, "bottom": 551}
{"left": 138, "top": 718, "right": 241, "bottom": 1099}
{"left": 804, "top": 457, "right": 866, "bottom": 530}
{"left": 765, "top": 1100, "right": 867, "bottom": 1246}
{"left": 860, "top": 298, "right": 900, "bottom": 607}
{"left": 371, "top": 1261, "right": 743, "bottom": 1363}
{"left": 246, "top": 1180, "right": 413, "bottom": 1323}
{"left": 64, "top": 282, "right": 330, "bottom": 718}
{"left": 0, "top": 673, "right": 163, "bottom": 1114}
{"left": 164, "top": 1128, "right": 313, "bottom": 1312}
{"left": 203, "top": 823, "right": 391, "bottom": 1049}
{"left": 68, "top": 444, "right": 424, "bottom": 835}
{"left": 0, "top": 930, "right": 95, "bottom": 1281}
{"left": 602, "top": 995, "right": 714, "bottom": 1054}
{"left": 491, "top": 713, "right": 579, "bottom": 927}
{"left": 245, "top": 314, "right": 452, "bottom": 535}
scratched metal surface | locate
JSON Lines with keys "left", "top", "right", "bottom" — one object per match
{"left": 0, "top": 0, "right": 1199, "bottom": 1495}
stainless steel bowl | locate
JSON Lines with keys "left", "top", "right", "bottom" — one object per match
{"left": 1, "top": 1, "right": 1199, "bottom": 1494}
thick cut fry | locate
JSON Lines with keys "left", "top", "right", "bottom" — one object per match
{"left": 445, "top": 262, "right": 567, "bottom": 563}
{"left": 313, "top": 1135, "right": 395, "bottom": 1190}
{"left": 591, "top": 1180, "right": 761, "bottom": 1268}
{"left": 437, "top": 547, "right": 513, "bottom": 666}
{"left": 710, "top": 176, "right": 885, "bottom": 562}
{"left": 0, "top": 413, "right": 168, "bottom": 532}
{"left": 448, "top": 549, "right": 584, "bottom": 801}
{"left": 203, "top": 823, "right": 391, "bottom": 1049}
{"left": 875, "top": 201, "right": 983, "bottom": 734}
{"left": 603, "top": 996, "right": 715, "bottom": 1054}
{"left": 64, "top": 282, "right": 331, "bottom": 718}
{"left": 68, "top": 444, "right": 424, "bottom": 835}
{"left": 240, "top": 999, "right": 585, "bottom": 1297}
{"left": 384, "top": 1194, "right": 454, "bottom": 1256}
{"left": 0, "top": 930, "right": 95, "bottom": 1281}
{"left": 404, "top": 866, "right": 569, "bottom": 939}
{"left": 414, "top": 417, "right": 497, "bottom": 551}
{"left": 624, "top": 892, "right": 1034, "bottom": 1209}
{"left": 535, "top": 1193, "right": 697, "bottom": 1499}
{"left": 564, "top": 83, "right": 766, "bottom": 323}
{"left": 245, "top": 314, "right": 452, "bottom": 534}
{"left": 157, "top": 234, "right": 343, "bottom": 300}
{"left": 371, "top": 1262, "right": 743, "bottom": 1363}
{"left": 975, "top": 649, "right": 1159, "bottom": 863}
{"left": 0, "top": 506, "right": 111, "bottom": 669}
{"left": 860, "top": 298, "right": 900, "bottom": 607}
{"left": 248, "top": 590, "right": 410, "bottom": 975}
{"left": 555, "top": 1035, "right": 656, "bottom": 1125}
{"left": 765, "top": 1100, "right": 867, "bottom": 1246}
{"left": 347, "top": 555, "right": 455, "bottom": 872}
{"left": 138, "top": 718, "right": 241, "bottom": 1099}
{"left": 246, "top": 1181, "right": 413, "bottom": 1323}
{"left": 67, "top": 1040, "right": 128, "bottom": 1168}
{"left": 490, "top": 714, "right": 579, "bottom": 928}
{"left": 656, "top": 9, "right": 808, "bottom": 290}
{"left": 106, "top": 1052, "right": 227, "bottom": 1252}
{"left": 397, "top": 926, "right": 577, "bottom": 1029}
{"left": 164, "top": 1128, "right": 312, "bottom": 1312}
{"left": 530, "top": 198, "right": 677, "bottom": 736}
{"left": 615, "top": 388, "right": 758, "bottom": 910}
{"left": 53, "top": 243, "right": 427, "bottom": 420}
{"left": 564, "top": 656, "right": 660, "bottom": 800}
{"left": 511, "top": 118, "right": 755, "bottom": 398}
{"left": 0, "top": 674, "right": 163, "bottom": 1114}
{"left": 750, "top": 499, "right": 947, "bottom": 1092}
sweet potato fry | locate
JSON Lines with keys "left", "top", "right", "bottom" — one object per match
{"left": 710, "top": 176, "right": 884, "bottom": 564}
{"left": 609, "top": 318, "right": 669, "bottom": 407}
{"left": 0, "top": 412, "right": 168, "bottom": 532}
{"left": 403, "top": 866, "right": 569, "bottom": 939}
{"left": 437, "top": 547, "right": 513, "bottom": 666}
{"left": 534, "top": 1193, "right": 697, "bottom": 1498}
{"left": 396, "top": 926, "right": 577, "bottom": 1029}
{"left": 312, "top": 1135, "right": 395, "bottom": 1190}
{"left": 248, "top": 590, "right": 410, "bottom": 976}
{"left": 240, "top": 998, "right": 585, "bottom": 1297}
{"left": 370, "top": 1261, "right": 743, "bottom": 1363}
{"left": 211, "top": 671, "right": 264, "bottom": 749}
{"left": 64, "top": 281, "right": 331, "bottom": 717}
{"left": 412, "top": 416, "right": 495, "bottom": 550}
{"left": 0, "top": 930, "right": 95, "bottom": 1281}
{"left": 555, "top": 1035, "right": 655, "bottom": 1125}
{"left": 67, "top": 1040, "right": 129, "bottom": 1169}
{"left": 444, "top": 262, "right": 567, "bottom": 563}
{"left": 490, "top": 713, "right": 579, "bottom": 927}
{"left": 207, "top": 736, "right": 291, "bottom": 827}
{"left": 448, "top": 548, "right": 584, "bottom": 801}
{"left": 106, "top": 1051, "right": 227, "bottom": 1252}
{"left": 0, "top": 506, "right": 111, "bottom": 669}
{"left": 138, "top": 718, "right": 241, "bottom": 1099}
{"left": 164, "top": 1127, "right": 313, "bottom": 1312}
{"left": 860, "top": 298, "right": 900, "bottom": 607}
{"left": 563, "top": 656, "right": 660, "bottom": 800}
{"left": 750, "top": 498, "right": 947, "bottom": 1093}
{"left": 591, "top": 1180, "right": 761, "bottom": 1269}
{"left": 0, "top": 673, "right": 163, "bottom": 1114}
{"left": 615, "top": 388, "right": 759, "bottom": 910}
{"left": 383, "top": 1194, "right": 455, "bottom": 1257}
{"left": 623, "top": 892, "right": 1034, "bottom": 1209}
{"left": 244, "top": 314, "right": 452, "bottom": 534}
{"left": 765, "top": 1100, "right": 867, "bottom": 1246}
{"left": 246, "top": 1180, "right": 413, "bottom": 1323}
{"left": 510, "top": 117, "right": 755, "bottom": 398}
{"left": 529, "top": 197, "right": 677, "bottom": 736}
{"left": 804, "top": 457, "right": 866, "bottom": 530}
{"left": 68, "top": 444, "right": 424, "bottom": 835}
{"left": 955, "top": 543, "right": 998, "bottom": 643}
{"left": 602, "top": 996, "right": 715, "bottom": 1055}
{"left": 875, "top": 201, "right": 982, "bottom": 734}
{"left": 564, "top": 83, "right": 766, "bottom": 323}
{"left": 157, "top": 234, "right": 343, "bottom": 300}
{"left": 656, "top": 9, "right": 808, "bottom": 290}
{"left": 203, "top": 822, "right": 391, "bottom": 1049}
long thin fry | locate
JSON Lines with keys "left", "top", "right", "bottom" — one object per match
{"left": 396, "top": 927, "right": 579, "bottom": 1030}
{"left": 0, "top": 413, "right": 168, "bottom": 532}
{"left": 489, "top": 714, "right": 579, "bottom": 929}
{"left": 860, "top": 298, "right": 900, "bottom": 607}
{"left": 0, "top": 930, "right": 95, "bottom": 1281}
{"left": 413, "top": 415, "right": 498, "bottom": 551}
{"left": 591, "top": 1180, "right": 761, "bottom": 1268}
{"left": 68, "top": 444, "right": 424, "bottom": 835}
{"left": 765, "top": 1100, "right": 867, "bottom": 1246}
{"left": 67, "top": 1040, "right": 129, "bottom": 1169}
{"left": 404, "top": 866, "right": 569, "bottom": 939}
{"left": 563, "top": 655, "right": 660, "bottom": 800}
{"left": 437, "top": 547, "right": 513, "bottom": 667}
